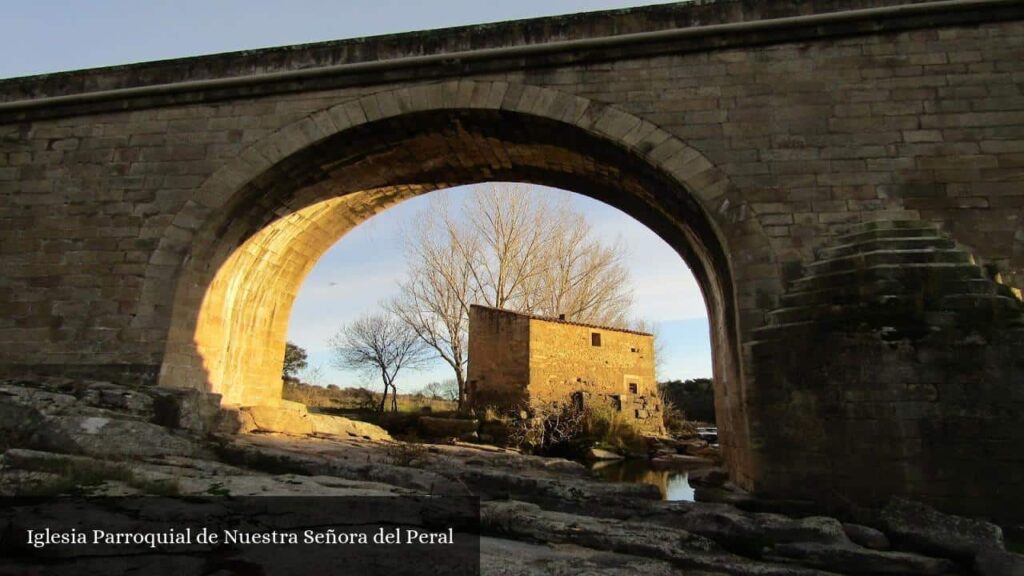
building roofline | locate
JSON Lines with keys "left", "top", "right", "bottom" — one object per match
{"left": 470, "top": 304, "right": 653, "bottom": 336}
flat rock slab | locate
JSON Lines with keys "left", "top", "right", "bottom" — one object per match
{"left": 0, "top": 448, "right": 408, "bottom": 497}
{"left": 236, "top": 403, "right": 392, "bottom": 440}
{"left": 882, "top": 497, "right": 1005, "bottom": 560}
{"left": 975, "top": 547, "right": 1024, "bottom": 576}
{"left": 587, "top": 448, "right": 625, "bottom": 461}
{"left": 770, "top": 542, "right": 955, "bottom": 575}
{"left": 482, "top": 500, "right": 833, "bottom": 576}
{"left": 481, "top": 537, "right": 703, "bottom": 575}
{"left": 841, "top": 523, "right": 890, "bottom": 551}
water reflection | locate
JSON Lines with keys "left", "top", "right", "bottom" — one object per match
{"left": 590, "top": 459, "right": 705, "bottom": 501}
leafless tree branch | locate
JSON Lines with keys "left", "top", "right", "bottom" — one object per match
{"left": 328, "top": 310, "right": 430, "bottom": 412}
{"left": 392, "top": 184, "right": 636, "bottom": 409}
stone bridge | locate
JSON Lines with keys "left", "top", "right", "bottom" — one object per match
{"left": 1, "top": 0, "right": 1022, "bottom": 519}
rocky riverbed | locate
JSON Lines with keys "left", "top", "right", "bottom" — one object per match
{"left": 1, "top": 375, "right": 1021, "bottom": 575}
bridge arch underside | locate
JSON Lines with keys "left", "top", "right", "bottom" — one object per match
{"left": 159, "top": 108, "right": 746, "bottom": 459}
{"left": 156, "top": 107, "right": 1024, "bottom": 522}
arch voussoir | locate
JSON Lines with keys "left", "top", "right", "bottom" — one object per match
{"left": 144, "top": 82, "right": 772, "bottom": 494}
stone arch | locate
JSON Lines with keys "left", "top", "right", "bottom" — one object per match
{"left": 145, "top": 80, "right": 778, "bottom": 476}
{"left": 146, "top": 81, "right": 773, "bottom": 280}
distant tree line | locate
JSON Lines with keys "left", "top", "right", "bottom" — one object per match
{"left": 658, "top": 378, "right": 715, "bottom": 424}
{"left": 419, "top": 379, "right": 459, "bottom": 402}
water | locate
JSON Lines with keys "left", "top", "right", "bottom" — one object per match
{"left": 589, "top": 458, "right": 710, "bottom": 501}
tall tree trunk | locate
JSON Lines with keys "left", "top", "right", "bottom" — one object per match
{"left": 456, "top": 370, "right": 467, "bottom": 412}
{"left": 379, "top": 378, "right": 389, "bottom": 413}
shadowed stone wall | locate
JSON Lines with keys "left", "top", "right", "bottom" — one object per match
{"left": 467, "top": 305, "right": 664, "bottom": 436}
{"left": 0, "top": 0, "right": 1022, "bottom": 518}
{"left": 750, "top": 220, "right": 1024, "bottom": 520}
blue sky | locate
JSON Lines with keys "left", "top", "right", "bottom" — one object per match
{"left": 3, "top": 1, "right": 711, "bottom": 390}
{"left": 289, "top": 185, "right": 712, "bottom": 389}
{"left": 3, "top": 0, "right": 679, "bottom": 78}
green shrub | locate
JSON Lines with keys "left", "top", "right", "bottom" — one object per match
{"left": 583, "top": 404, "right": 647, "bottom": 456}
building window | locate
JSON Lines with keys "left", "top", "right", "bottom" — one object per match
{"left": 635, "top": 409, "right": 642, "bottom": 419}
{"left": 610, "top": 396, "right": 622, "bottom": 411}
{"left": 591, "top": 332, "right": 601, "bottom": 347}
{"left": 628, "top": 382, "right": 638, "bottom": 394}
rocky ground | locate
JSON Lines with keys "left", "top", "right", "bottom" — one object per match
{"left": 1, "top": 376, "right": 1021, "bottom": 575}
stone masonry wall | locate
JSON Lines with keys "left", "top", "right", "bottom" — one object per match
{"left": 1, "top": 0, "right": 1022, "bottom": 517}
{"left": 527, "top": 317, "right": 664, "bottom": 436}
{"left": 467, "top": 306, "right": 531, "bottom": 411}
{"left": 747, "top": 220, "right": 1024, "bottom": 521}
{"left": 467, "top": 306, "right": 663, "bottom": 435}
{"left": 1, "top": 7, "right": 1021, "bottom": 379}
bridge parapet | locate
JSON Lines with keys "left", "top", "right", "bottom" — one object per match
{"left": 2, "top": 0, "right": 1023, "bottom": 122}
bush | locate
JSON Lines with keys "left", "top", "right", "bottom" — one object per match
{"left": 504, "top": 400, "right": 646, "bottom": 458}
{"left": 583, "top": 404, "right": 648, "bottom": 456}
{"left": 658, "top": 389, "right": 698, "bottom": 438}
{"left": 350, "top": 387, "right": 381, "bottom": 412}
{"left": 506, "top": 402, "right": 586, "bottom": 455}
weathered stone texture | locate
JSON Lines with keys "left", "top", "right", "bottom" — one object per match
{"left": 467, "top": 305, "right": 532, "bottom": 411}
{"left": 0, "top": 0, "right": 1022, "bottom": 518}
{"left": 748, "top": 220, "right": 1024, "bottom": 520}
{"left": 468, "top": 305, "right": 664, "bottom": 435}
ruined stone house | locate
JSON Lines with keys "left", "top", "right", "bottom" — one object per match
{"left": 466, "top": 305, "right": 664, "bottom": 435}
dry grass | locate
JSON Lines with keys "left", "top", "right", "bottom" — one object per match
{"left": 283, "top": 380, "right": 457, "bottom": 414}
{"left": 658, "top": 388, "right": 699, "bottom": 438}
{"left": 382, "top": 442, "right": 429, "bottom": 467}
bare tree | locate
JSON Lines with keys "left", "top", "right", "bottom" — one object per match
{"left": 525, "top": 215, "right": 632, "bottom": 327}
{"left": 461, "top": 188, "right": 551, "bottom": 311}
{"left": 419, "top": 379, "right": 459, "bottom": 402}
{"left": 390, "top": 198, "right": 477, "bottom": 407}
{"left": 393, "top": 185, "right": 634, "bottom": 408}
{"left": 299, "top": 363, "right": 326, "bottom": 387}
{"left": 329, "top": 311, "right": 429, "bottom": 412}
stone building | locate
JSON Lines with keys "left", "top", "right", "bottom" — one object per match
{"left": 467, "top": 305, "right": 664, "bottom": 435}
